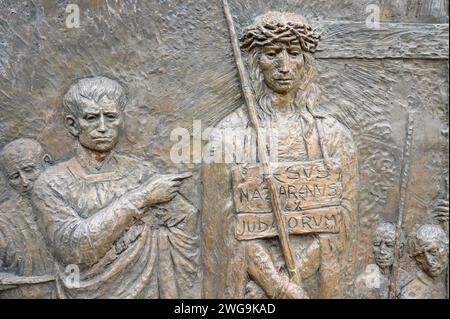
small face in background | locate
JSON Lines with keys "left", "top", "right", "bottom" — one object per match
{"left": 0, "top": 139, "right": 50, "bottom": 195}
{"left": 412, "top": 224, "right": 448, "bottom": 277}
{"left": 259, "top": 41, "right": 305, "bottom": 94}
{"left": 372, "top": 222, "right": 396, "bottom": 269}
{"left": 68, "top": 95, "right": 123, "bottom": 153}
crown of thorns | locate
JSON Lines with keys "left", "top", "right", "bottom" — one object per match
{"left": 240, "top": 21, "right": 321, "bottom": 53}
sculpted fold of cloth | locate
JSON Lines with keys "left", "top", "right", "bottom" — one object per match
{"left": 32, "top": 77, "right": 200, "bottom": 298}
{"left": 202, "top": 12, "right": 359, "bottom": 299}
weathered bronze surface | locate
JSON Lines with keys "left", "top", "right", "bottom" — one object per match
{"left": 0, "top": 0, "right": 448, "bottom": 299}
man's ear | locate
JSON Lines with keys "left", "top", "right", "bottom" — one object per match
{"left": 65, "top": 115, "right": 80, "bottom": 137}
{"left": 42, "top": 153, "right": 53, "bottom": 166}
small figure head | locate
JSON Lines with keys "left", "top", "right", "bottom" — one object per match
{"left": 410, "top": 224, "right": 449, "bottom": 277}
{"left": 63, "top": 76, "right": 127, "bottom": 153}
{"left": 0, "top": 138, "right": 52, "bottom": 195}
{"left": 241, "top": 12, "right": 320, "bottom": 96}
{"left": 372, "top": 221, "right": 397, "bottom": 269}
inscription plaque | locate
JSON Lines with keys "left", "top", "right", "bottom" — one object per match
{"left": 232, "top": 161, "right": 342, "bottom": 239}
{"left": 232, "top": 161, "right": 342, "bottom": 212}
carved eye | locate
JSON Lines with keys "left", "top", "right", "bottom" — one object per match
{"left": 9, "top": 172, "right": 19, "bottom": 180}
{"left": 22, "top": 166, "right": 35, "bottom": 173}
{"left": 288, "top": 50, "right": 301, "bottom": 57}
{"left": 84, "top": 114, "right": 97, "bottom": 122}
{"left": 265, "top": 51, "right": 277, "bottom": 58}
{"left": 105, "top": 113, "right": 118, "bottom": 120}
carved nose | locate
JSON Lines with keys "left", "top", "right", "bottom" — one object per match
{"left": 278, "top": 52, "right": 290, "bottom": 74}
{"left": 98, "top": 114, "right": 106, "bottom": 132}
{"left": 19, "top": 172, "right": 30, "bottom": 187}
{"left": 279, "top": 61, "right": 289, "bottom": 74}
{"left": 425, "top": 252, "right": 436, "bottom": 266}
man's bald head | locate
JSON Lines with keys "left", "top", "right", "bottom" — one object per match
{"left": 0, "top": 138, "right": 51, "bottom": 195}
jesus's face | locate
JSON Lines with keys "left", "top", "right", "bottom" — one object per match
{"left": 259, "top": 42, "right": 305, "bottom": 94}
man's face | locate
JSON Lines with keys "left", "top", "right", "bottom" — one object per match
{"left": 414, "top": 239, "right": 448, "bottom": 277}
{"left": 373, "top": 230, "right": 396, "bottom": 268}
{"left": 3, "top": 155, "right": 44, "bottom": 195}
{"left": 75, "top": 96, "right": 123, "bottom": 152}
{"left": 259, "top": 41, "right": 305, "bottom": 94}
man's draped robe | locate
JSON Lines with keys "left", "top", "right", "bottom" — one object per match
{"left": 355, "top": 265, "right": 410, "bottom": 299}
{"left": 32, "top": 153, "right": 200, "bottom": 298}
{"left": 202, "top": 107, "right": 359, "bottom": 298}
{"left": 399, "top": 270, "right": 447, "bottom": 299}
{"left": 0, "top": 194, "right": 56, "bottom": 298}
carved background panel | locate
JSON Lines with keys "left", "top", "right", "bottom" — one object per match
{"left": 0, "top": 0, "right": 448, "bottom": 298}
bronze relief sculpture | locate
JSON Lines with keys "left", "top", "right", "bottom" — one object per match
{"left": 355, "top": 221, "right": 409, "bottom": 299}
{"left": 399, "top": 223, "right": 448, "bottom": 299}
{"left": 202, "top": 11, "right": 358, "bottom": 299}
{"left": 32, "top": 77, "right": 201, "bottom": 298}
{"left": 0, "top": 139, "right": 55, "bottom": 298}
{"left": 0, "top": 1, "right": 448, "bottom": 300}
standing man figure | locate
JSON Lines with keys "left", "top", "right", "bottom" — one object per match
{"left": 32, "top": 76, "right": 200, "bottom": 298}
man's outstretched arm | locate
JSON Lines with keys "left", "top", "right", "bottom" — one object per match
{"left": 32, "top": 173, "right": 189, "bottom": 269}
